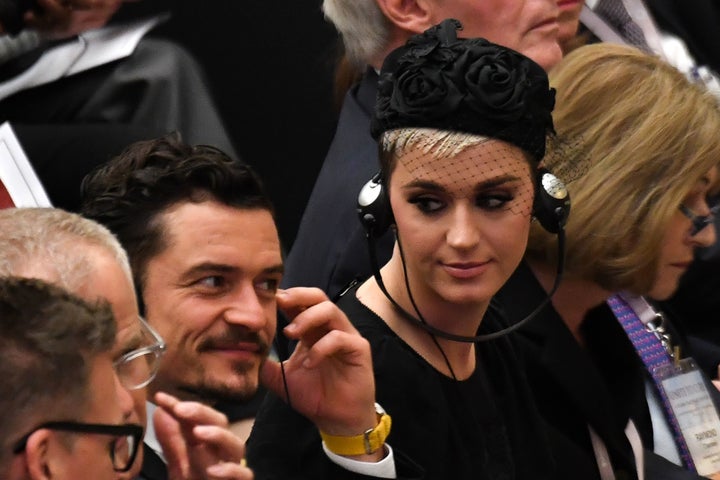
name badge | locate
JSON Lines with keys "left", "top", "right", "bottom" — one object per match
{"left": 655, "top": 358, "right": 720, "bottom": 476}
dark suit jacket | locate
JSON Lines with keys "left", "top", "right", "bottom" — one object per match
{"left": 1, "top": 12, "right": 238, "bottom": 212}
{"left": 497, "top": 262, "right": 643, "bottom": 479}
{"left": 646, "top": 0, "right": 720, "bottom": 74}
{"left": 498, "top": 262, "right": 707, "bottom": 479}
{"left": 137, "top": 443, "right": 167, "bottom": 480}
{"left": 281, "top": 69, "right": 394, "bottom": 299}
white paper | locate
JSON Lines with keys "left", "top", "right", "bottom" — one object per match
{"left": 0, "top": 122, "right": 52, "bottom": 207}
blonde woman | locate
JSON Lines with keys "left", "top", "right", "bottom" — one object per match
{"left": 498, "top": 43, "right": 720, "bottom": 479}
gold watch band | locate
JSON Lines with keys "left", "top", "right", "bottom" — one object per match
{"left": 320, "top": 403, "right": 392, "bottom": 456}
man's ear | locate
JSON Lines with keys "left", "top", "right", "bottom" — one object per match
{"left": 375, "top": 0, "right": 433, "bottom": 35}
{"left": 24, "top": 430, "right": 53, "bottom": 480}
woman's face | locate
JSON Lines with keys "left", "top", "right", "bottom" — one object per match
{"left": 389, "top": 139, "right": 535, "bottom": 308}
{"left": 649, "top": 167, "right": 719, "bottom": 300}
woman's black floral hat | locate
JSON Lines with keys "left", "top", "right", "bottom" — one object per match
{"left": 371, "top": 18, "right": 556, "bottom": 161}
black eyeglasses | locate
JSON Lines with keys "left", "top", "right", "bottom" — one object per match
{"left": 12, "top": 422, "right": 143, "bottom": 472}
{"left": 679, "top": 203, "right": 720, "bottom": 236}
{"left": 114, "top": 316, "right": 166, "bottom": 390}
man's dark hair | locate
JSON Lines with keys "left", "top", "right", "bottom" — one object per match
{"left": 0, "top": 276, "right": 116, "bottom": 469}
{"left": 80, "top": 132, "right": 274, "bottom": 301}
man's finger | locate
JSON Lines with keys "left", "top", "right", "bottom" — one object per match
{"left": 155, "top": 391, "right": 229, "bottom": 427}
{"left": 283, "top": 300, "right": 358, "bottom": 346}
{"left": 302, "top": 329, "right": 370, "bottom": 369}
{"left": 276, "top": 287, "right": 328, "bottom": 320}
{"left": 153, "top": 406, "right": 190, "bottom": 478}
{"left": 193, "top": 425, "right": 246, "bottom": 463}
{"left": 206, "top": 460, "right": 254, "bottom": 480}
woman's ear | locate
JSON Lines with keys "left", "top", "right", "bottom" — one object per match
{"left": 375, "top": 0, "right": 434, "bottom": 35}
{"left": 24, "top": 430, "right": 54, "bottom": 480}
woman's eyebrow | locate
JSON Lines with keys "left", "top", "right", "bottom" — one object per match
{"left": 473, "top": 175, "right": 522, "bottom": 191}
{"left": 401, "top": 179, "right": 444, "bottom": 191}
{"left": 402, "top": 174, "right": 521, "bottom": 192}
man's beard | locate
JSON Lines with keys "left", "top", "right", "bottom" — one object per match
{"left": 177, "top": 356, "right": 267, "bottom": 405}
{"left": 173, "top": 327, "right": 272, "bottom": 404}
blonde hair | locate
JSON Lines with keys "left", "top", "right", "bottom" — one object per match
{"left": 380, "top": 128, "right": 494, "bottom": 175}
{"left": 528, "top": 43, "right": 720, "bottom": 293}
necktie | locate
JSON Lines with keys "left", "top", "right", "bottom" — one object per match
{"left": 594, "top": 0, "right": 651, "bottom": 52}
{"left": 607, "top": 293, "right": 696, "bottom": 471}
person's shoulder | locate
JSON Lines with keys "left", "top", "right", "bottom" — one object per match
{"left": 336, "top": 285, "right": 434, "bottom": 379}
{"left": 336, "top": 284, "right": 387, "bottom": 336}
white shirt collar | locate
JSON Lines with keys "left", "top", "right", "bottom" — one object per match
{"left": 143, "top": 401, "right": 166, "bottom": 463}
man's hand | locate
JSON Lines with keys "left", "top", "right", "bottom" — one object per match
{"left": 153, "top": 392, "right": 253, "bottom": 480}
{"left": 24, "top": 0, "right": 123, "bottom": 39}
{"left": 261, "top": 287, "right": 384, "bottom": 462}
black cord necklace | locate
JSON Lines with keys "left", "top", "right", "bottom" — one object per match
{"left": 366, "top": 224, "right": 565, "bottom": 380}
{"left": 366, "top": 227, "right": 565, "bottom": 341}
{"left": 397, "top": 237, "right": 458, "bottom": 380}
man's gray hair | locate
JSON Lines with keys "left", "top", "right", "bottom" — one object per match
{"left": 322, "top": 0, "right": 392, "bottom": 68}
{"left": 0, "top": 208, "right": 132, "bottom": 290}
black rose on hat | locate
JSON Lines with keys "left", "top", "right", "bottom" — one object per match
{"left": 371, "top": 18, "right": 555, "bottom": 161}
{"left": 455, "top": 41, "right": 531, "bottom": 122}
{"left": 384, "top": 63, "right": 464, "bottom": 123}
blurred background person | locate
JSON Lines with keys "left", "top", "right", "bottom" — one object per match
{"left": 0, "top": 0, "right": 237, "bottom": 212}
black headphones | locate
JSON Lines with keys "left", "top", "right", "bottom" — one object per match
{"left": 357, "top": 167, "right": 570, "bottom": 237}
{"left": 356, "top": 167, "right": 570, "bottom": 343}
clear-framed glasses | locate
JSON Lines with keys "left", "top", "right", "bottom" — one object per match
{"left": 114, "top": 316, "right": 166, "bottom": 390}
{"left": 12, "top": 422, "right": 143, "bottom": 472}
{"left": 679, "top": 201, "right": 720, "bottom": 236}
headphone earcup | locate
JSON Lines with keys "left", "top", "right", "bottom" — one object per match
{"left": 533, "top": 168, "right": 571, "bottom": 234}
{"left": 357, "top": 173, "right": 394, "bottom": 238}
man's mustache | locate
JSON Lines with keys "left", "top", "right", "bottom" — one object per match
{"left": 198, "top": 329, "right": 271, "bottom": 357}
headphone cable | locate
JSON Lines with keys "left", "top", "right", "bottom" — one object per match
{"left": 366, "top": 225, "right": 565, "bottom": 343}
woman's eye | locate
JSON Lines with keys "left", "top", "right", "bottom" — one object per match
{"left": 477, "top": 193, "right": 513, "bottom": 210}
{"left": 409, "top": 197, "right": 444, "bottom": 213}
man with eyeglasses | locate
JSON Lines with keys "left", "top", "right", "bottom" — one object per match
{"left": 0, "top": 276, "right": 142, "bottom": 480}
{"left": 0, "top": 207, "right": 252, "bottom": 479}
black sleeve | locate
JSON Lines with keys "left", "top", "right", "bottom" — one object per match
{"left": 246, "top": 391, "right": 423, "bottom": 480}
{"left": 645, "top": 449, "right": 706, "bottom": 480}
{"left": 646, "top": 0, "right": 720, "bottom": 74}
